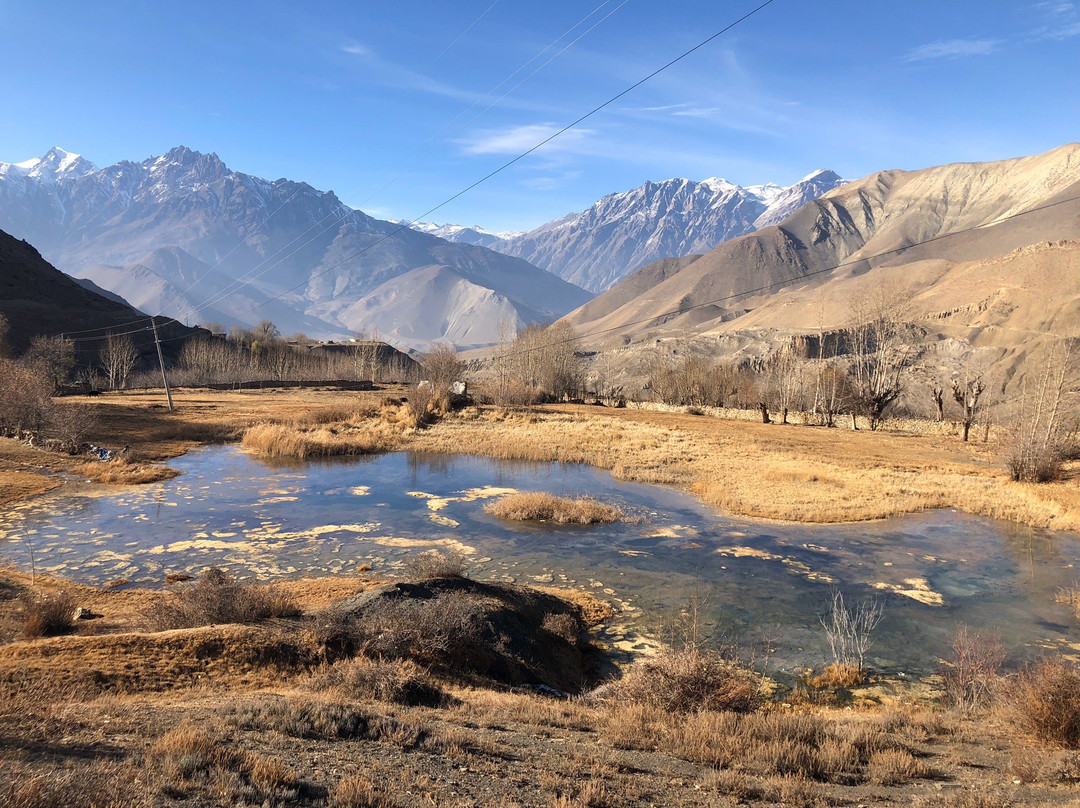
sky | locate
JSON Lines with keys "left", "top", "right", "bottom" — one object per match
{"left": 1, "top": 0, "right": 1078, "bottom": 232}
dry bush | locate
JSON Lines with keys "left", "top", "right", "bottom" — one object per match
{"left": 542, "top": 611, "right": 584, "bottom": 643}
{"left": 145, "top": 567, "right": 299, "bottom": 630}
{"left": 348, "top": 590, "right": 491, "bottom": 671}
{"left": 484, "top": 491, "right": 625, "bottom": 524}
{"left": 600, "top": 647, "right": 760, "bottom": 714}
{"left": 308, "top": 656, "right": 448, "bottom": 707}
{"left": 1011, "top": 658, "right": 1080, "bottom": 747}
{"left": 20, "top": 589, "right": 75, "bottom": 638}
{"left": 402, "top": 549, "right": 468, "bottom": 579}
{"left": 808, "top": 663, "right": 866, "bottom": 689}
{"left": 0, "top": 358, "right": 55, "bottom": 440}
{"left": 912, "top": 785, "right": 1015, "bottom": 808}
{"left": 330, "top": 774, "right": 395, "bottom": 808}
{"left": 228, "top": 697, "right": 423, "bottom": 749}
{"left": 761, "top": 773, "right": 821, "bottom": 808}
{"left": 866, "top": 748, "right": 928, "bottom": 785}
{"left": 0, "top": 760, "right": 141, "bottom": 808}
{"left": 941, "top": 626, "right": 1006, "bottom": 710}
{"left": 149, "top": 723, "right": 301, "bottom": 804}
{"left": 603, "top": 703, "right": 668, "bottom": 750}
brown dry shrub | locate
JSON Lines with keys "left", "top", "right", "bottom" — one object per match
{"left": 71, "top": 458, "right": 179, "bottom": 485}
{"left": 484, "top": 491, "right": 624, "bottom": 524}
{"left": 241, "top": 420, "right": 400, "bottom": 459}
{"left": 941, "top": 626, "right": 1006, "bottom": 711}
{"left": 149, "top": 723, "right": 301, "bottom": 803}
{"left": 349, "top": 590, "right": 491, "bottom": 672}
{"left": 402, "top": 549, "right": 468, "bottom": 579}
{"left": 912, "top": 785, "right": 1015, "bottom": 808}
{"left": 603, "top": 703, "right": 668, "bottom": 750}
{"left": 808, "top": 662, "right": 866, "bottom": 689}
{"left": 308, "top": 656, "right": 448, "bottom": 707}
{"left": 145, "top": 567, "right": 299, "bottom": 630}
{"left": 0, "top": 760, "right": 140, "bottom": 808}
{"left": 866, "top": 748, "right": 929, "bottom": 785}
{"left": 602, "top": 647, "right": 760, "bottom": 714}
{"left": 542, "top": 611, "right": 584, "bottom": 643}
{"left": 20, "top": 589, "right": 75, "bottom": 638}
{"left": 330, "top": 774, "right": 395, "bottom": 808}
{"left": 227, "top": 698, "right": 372, "bottom": 740}
{"left": 1011, "top": 658, "right": 1080, "bottom": 747}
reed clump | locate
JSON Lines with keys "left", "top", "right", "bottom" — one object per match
{"left": 240, "top": 417, "right": 401, "bottom": 460}
{"left": 484, "top": 491, "right": 625, "bottom": 524}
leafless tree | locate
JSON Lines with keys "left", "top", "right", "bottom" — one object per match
{"left": 23, "top": 334, "right": 76, "bottom": 393}
{"left": 768, "top": 345, "right": 804, "bottom": 424}
{"left": 820, "top": 590, "right": 884, "bottom": 673}
{"left": 100, "top": 332, "right": 139, "bottom": 390}
{"left": 1005, "top": 339, "right": 1078, "bottom": 482}
{"left": 421, "top": 342, "right": 465, "bottom": 392}
{"left": 929, "top": 382, "right": 946, "bottom": 422}
{"left": 848, "top": 286, "right": 916, "bottom": 430}
{"left": 952, "top": 375, "right": 985, "bottom": 442}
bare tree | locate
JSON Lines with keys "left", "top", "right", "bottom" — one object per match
{"left": 768, "top": 345, "right": 804, "bottom": 425}
{"left": 929, "top": 381, "right": 946, "bottom": 422}
{"left": 100, "top": 332, "right": 139, "bottom": 390}
{"left": 952, "top": 375, "right": 985, "bottom": 442}
{"left": 23, "top": 335, "right": 75, "bottom": 393}
{"left": 820, "top": 590, "right": 884, "bottom": 675}
{"left": 421, "top": 342, "right": 465, "bottom": 392}
{"left": 848, "top": 286, "right": 916, "bottom": 430}
{"left": 1006, "top": 339, "right": 1078, "bottom": 482}
{"left": 0, "top": 312, "right": 9, "bottom": 359}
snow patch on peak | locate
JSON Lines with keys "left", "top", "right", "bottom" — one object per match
{"left": 800, "top": 168, "right": 839, "bottom": 183}
{"left": 699, "top": 177, "right": 738, "bottom": 194}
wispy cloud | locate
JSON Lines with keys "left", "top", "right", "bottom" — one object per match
{"left": 1029, "top": 0, "right": 1080, "bottom": 39}
{"left": 903, "top": 37, "right": 1002, "bottom": 61}
{"left": 456, "top": 124, "right": 592, "bottom": 157}
{"left": 339, "top": 42, "right": 369, "bottom": 56}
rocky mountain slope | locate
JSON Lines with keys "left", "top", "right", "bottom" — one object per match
{"left": 411, "top": 170, "right": 845, "bottom": 293}
{"left": 0, "top": 147, "right": 591, "bottom": 348}
{"left": 561, "top": 144, "right": 1080, "bottom": 383}
{"left": 0, "top": 229, "right": 197, "bottom": 358}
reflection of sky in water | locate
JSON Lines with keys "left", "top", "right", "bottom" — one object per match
{"left": 2, "top": 446, "right": 1080, "bottom": 677}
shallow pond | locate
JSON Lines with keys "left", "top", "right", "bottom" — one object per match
{"left": 2, "top": 446, "right": 1079, "bottom": 679}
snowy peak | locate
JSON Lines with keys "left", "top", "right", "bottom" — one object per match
{"left": 492, "top": 170, "right": 846, "bottom": 292}
{"left": 0, "top": 146, "right": 96, "bottom": 182}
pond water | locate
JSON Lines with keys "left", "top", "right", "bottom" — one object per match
{"left": 2, "top": 446, "right": 1079, "bottom": 680}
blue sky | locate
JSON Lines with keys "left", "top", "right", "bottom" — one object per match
{"left": 2, "top": 0, "right": 1078, "bottom": 232}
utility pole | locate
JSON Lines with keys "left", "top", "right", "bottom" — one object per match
{"left": 151, "top": 317, "right": 175, "bottom": 411}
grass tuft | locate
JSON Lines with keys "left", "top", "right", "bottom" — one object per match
{"left": 484, "top": 491, "right": 625, "bottom": 524}
{"left": 19, "top": 589, "right": 75, "bottom": 638}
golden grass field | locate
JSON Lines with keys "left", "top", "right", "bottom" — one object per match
{"left": 3, "top": 387, "right": 1080, "bottom": 806}
{"left": 4, "top": 385, "right": 1073, "bottom": 531}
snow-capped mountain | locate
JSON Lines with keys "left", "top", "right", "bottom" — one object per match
{"left": 407, "top": 171, "right": 846, "bottom": 293}
{"left": 0, "top": 146, "right": 591, "bottom": 348}
{"left": 401, "top": 221, "right": 524, "bottom": 250}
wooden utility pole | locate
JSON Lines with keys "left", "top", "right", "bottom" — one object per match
{"left": 151, "top": 317, "right": 175, "bottom": 411}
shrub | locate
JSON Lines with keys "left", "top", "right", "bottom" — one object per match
{"left": 602, "top": 647, "right": 760, "bottom": 714}
{"left": 145, "top": 567, "right": 299, "bottom": 630}
{"left": 402, "top": 549, "right": 468, "bottom": 579}
{"left": 867, "top": 748, "right": 928, "bottom": 785}
{"left": 308, "top": 656, "right": 447, "bottom": 707}
{"left": 542, "top": 611, "right": 584, "bottom": 643}
{"left": 1012, "top": 658, "right": 1080, "bottom": 747}
{"left": 329, "top": 774, "right": 395, "bottom": 808}
{"left": 484, "top": 492, "right": 625, "bottom": 524}
{"left": 20, "top": 590, "right": 75, "bottom": 638}
{"left": 941, "top": 626, "right": 1006, "bottom": 711}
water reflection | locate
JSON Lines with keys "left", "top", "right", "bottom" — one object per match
{"left": 1, "top": 446, "right": 1079, "bottom": 679}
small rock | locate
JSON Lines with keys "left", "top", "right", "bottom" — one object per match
{"left": 73, "top": 606, "right": 100, "bottom": 620}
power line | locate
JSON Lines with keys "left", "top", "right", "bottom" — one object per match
{"left": 175, "top": 0, "right": 632, "bottom": 323}
{"left": 156, "top": 0, "right": 509, "bottom": 321}
{"left": 229, "top": 0, "right": 781, "bottom": 320}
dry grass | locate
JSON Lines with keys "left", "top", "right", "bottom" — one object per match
{"left": 596, "top": 647, "right": 760, "bottom": 714}
{"left": 70, "top": 458, "right": 180, "bottom": 485}
{"left": 144, "top": 568, "right": 299, "bottom": 630}
{"left": 240, "top": 419, "right": 401, "bottom": 459}
{"left": 484, "top": 491, "right": 625, "bottom": 524}
{"left": 809, "top": 663, "right": 867, "bottom": 689}
{"left": 402, "top": 549, "right": 468, "bottom": 579}
{"left": 308, "top": 656, "right": 448, "bottom": 706}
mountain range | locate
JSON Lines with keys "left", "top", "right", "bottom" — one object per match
{"left": 0, "top": 147, "right": 590, "bottom": 349}
{"left": 409, "top": 170, "right": 846, "bottom": 293}
{"left": 561, "top": 143, "right": 1080, "bottom": 389}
